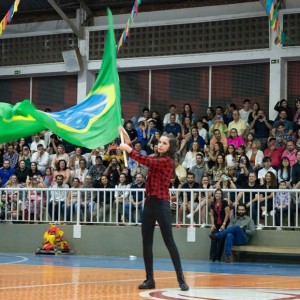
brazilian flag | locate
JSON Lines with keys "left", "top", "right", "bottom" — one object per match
{"left": 0, "top": 9, "right": 122, "bottom": 149}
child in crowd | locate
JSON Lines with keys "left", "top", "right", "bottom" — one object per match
{"left": 273, "top": 181, "right": 291, "bottom": 229}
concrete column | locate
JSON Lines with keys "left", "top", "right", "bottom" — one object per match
{"left": 268, "top": 57, "right": 287, "bottom": 120}
{"left": 77, "top": 38, "right": 94, "bottom": 103}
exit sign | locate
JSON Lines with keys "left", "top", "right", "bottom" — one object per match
{"left": 271, "top": 59, "right": 279, "bottom": 64}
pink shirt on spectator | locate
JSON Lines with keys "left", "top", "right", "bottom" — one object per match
{"left": 281, "top": 149, "right": 297, "bottom": 166}
{"left": 227, "top": 136, "right": 245, "bottom": 150}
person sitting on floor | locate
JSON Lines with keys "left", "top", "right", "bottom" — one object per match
{"left": 209, "top": 203, "right": 255, "bottom": 263}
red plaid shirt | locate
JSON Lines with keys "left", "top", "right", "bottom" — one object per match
{"left": 129, "top": 150, "right": 174, "bottom": 201}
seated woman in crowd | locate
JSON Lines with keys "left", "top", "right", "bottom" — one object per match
{"left": 245, "top": 132, "right": 255, "bottom": 153}
{"left": 227, "top": 127, "right": 245, "bottom": 150}
{"left": 53, "top": 159, "right": 70, "bottom": 186}
{"left": 177, "top": 116, "right": 193, "bottom": 156}
{"left": 274, "top": 98, "right": 293, "bottom": 121}
{"left": 16, "top": 138, "right": 29, "bottom": 154}
{"left": 26, "top": 162, "right": 42, "bottom": 183}
{"left": 19, "top": 145, "right": 31, "bottom": 168}
{"left": 73, "top": 158, "right": 89, "bottom": 187}
{"left": 225, "top": 144, "right": 237, "bottom": 178}
{"left": 147, "top": 130, "right": 162, "bottom": 154}
{"left": 204, "top": 141, "right": 225, "bottom": 169}
{"left": 205, "top": 154, "right": 229, "bottom": 186}
{"left": 187, "top": 175, "right": 213, "bottom": 227}
{"left": 114, "top": 173, "right": 131, "bottom": 224}
{"left": 69, "top": 147, "right": 84, "bottom": 172}
{"left": 186, "top": 127, "right": 205, "bottom": 151}
{"left": 169, "top": 176, "right": 182, "bottom": 214}
{"left": 43, "top": 167, "right": 53, "bottom": 187}
{"left": 182, "top": 141, "right": 201, "bottom": 170}
{"left": 247, "top": 102, "right": 260, "bottom": 124}
{"left": 150, "top": 111, "right": 163, "bottom": 131}
{"left": 233, "top": 155, "right": 251, "bottom": 187}
{"left": 25, "top": 175, "right": 47, "bottom": 222}
{"left": 204, "top": 107, "right": 215, "bottom": 130}
{"left": 258, "top": 171, "right": 278, "bottom": 219}
{"left": 215, "top": 173, "right": 236, "bottom": 207}
{"left": 6, "top": 192, "right": 23, "bottom": 222}
{"left": 178, "top": 103, "right": 197, "bottom": 124}
{"left": 277, "top": 157, "right": 292, "bottom": 187}
{"left": 51, "top": 144, "right": 69, "bottom": 169}
{"left": 246, "top": 139, "right": 264, "bottom": 172}
{"left": 236, "top": 144, "right": 246, "bottom": 161}
{"left": 293, "top": 99, "right": 300, "bottom": 122}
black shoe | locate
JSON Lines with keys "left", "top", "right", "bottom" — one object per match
{"left": 176, "top": 271, "right": 189, "bottom": 291}
{"left": 138, "top": 279, "right": 155, "bottom": 289}
{"left": 179, "top": 282, "right": 189, "bottom": 291}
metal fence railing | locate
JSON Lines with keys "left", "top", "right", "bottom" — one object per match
{"left": 0, "top": 188, "right": 299, "bottom": 229}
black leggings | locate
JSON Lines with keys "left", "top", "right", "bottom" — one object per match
{"left": 141, "top": 197, "right": 183, "bottom": 272}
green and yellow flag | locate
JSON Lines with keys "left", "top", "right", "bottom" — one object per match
{"left": 0, "top": 9, "right": 122, "bottom": 149}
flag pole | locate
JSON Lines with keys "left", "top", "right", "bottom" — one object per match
{"left": 120, "top": 130, "right": 128, "bottom": 167}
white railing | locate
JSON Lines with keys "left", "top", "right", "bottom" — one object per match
{"left": 0, "top": 188, "right": 299, "bottom": 229}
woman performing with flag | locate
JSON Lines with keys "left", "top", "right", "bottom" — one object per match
{"left": 119, "top": 126, "right": 189, "bottom": 291}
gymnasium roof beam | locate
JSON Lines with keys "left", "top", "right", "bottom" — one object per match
{"left": 47, "top": 0, "right": 84, "bottom": 39}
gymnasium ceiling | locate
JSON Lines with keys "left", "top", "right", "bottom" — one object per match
{"left": 0, "top": 0, "right": 255, "bottom": 24}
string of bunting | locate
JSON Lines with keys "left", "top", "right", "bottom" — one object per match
{"left": 260, "top": 0, "right": 285, "bottom": 45}
{"left": 117, "top": 0, "right": 142, "bottom": 53}
{"left": 0, "top": 0, "right": 21, "bottom": 36}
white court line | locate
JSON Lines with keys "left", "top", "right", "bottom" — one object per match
{"left": 0, "top": 254, "right": 28, "bottom": 265}
{"left": 0, "top": 275, "right": 182, "bottom": 290}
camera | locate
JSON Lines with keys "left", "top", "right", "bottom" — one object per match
{"left": 112, "top": 162, "right": 118, "bottom": 166}
{"left": 258, "top": 115, "right": 263, "bottom": 119}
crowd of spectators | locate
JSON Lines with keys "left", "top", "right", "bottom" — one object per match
{"left": 0, "top": 98, "right": 300, "bottom": 229}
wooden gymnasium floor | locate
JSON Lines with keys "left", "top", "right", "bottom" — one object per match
{"left": 1, "top": 253, "right": 300, "bottom": 300}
